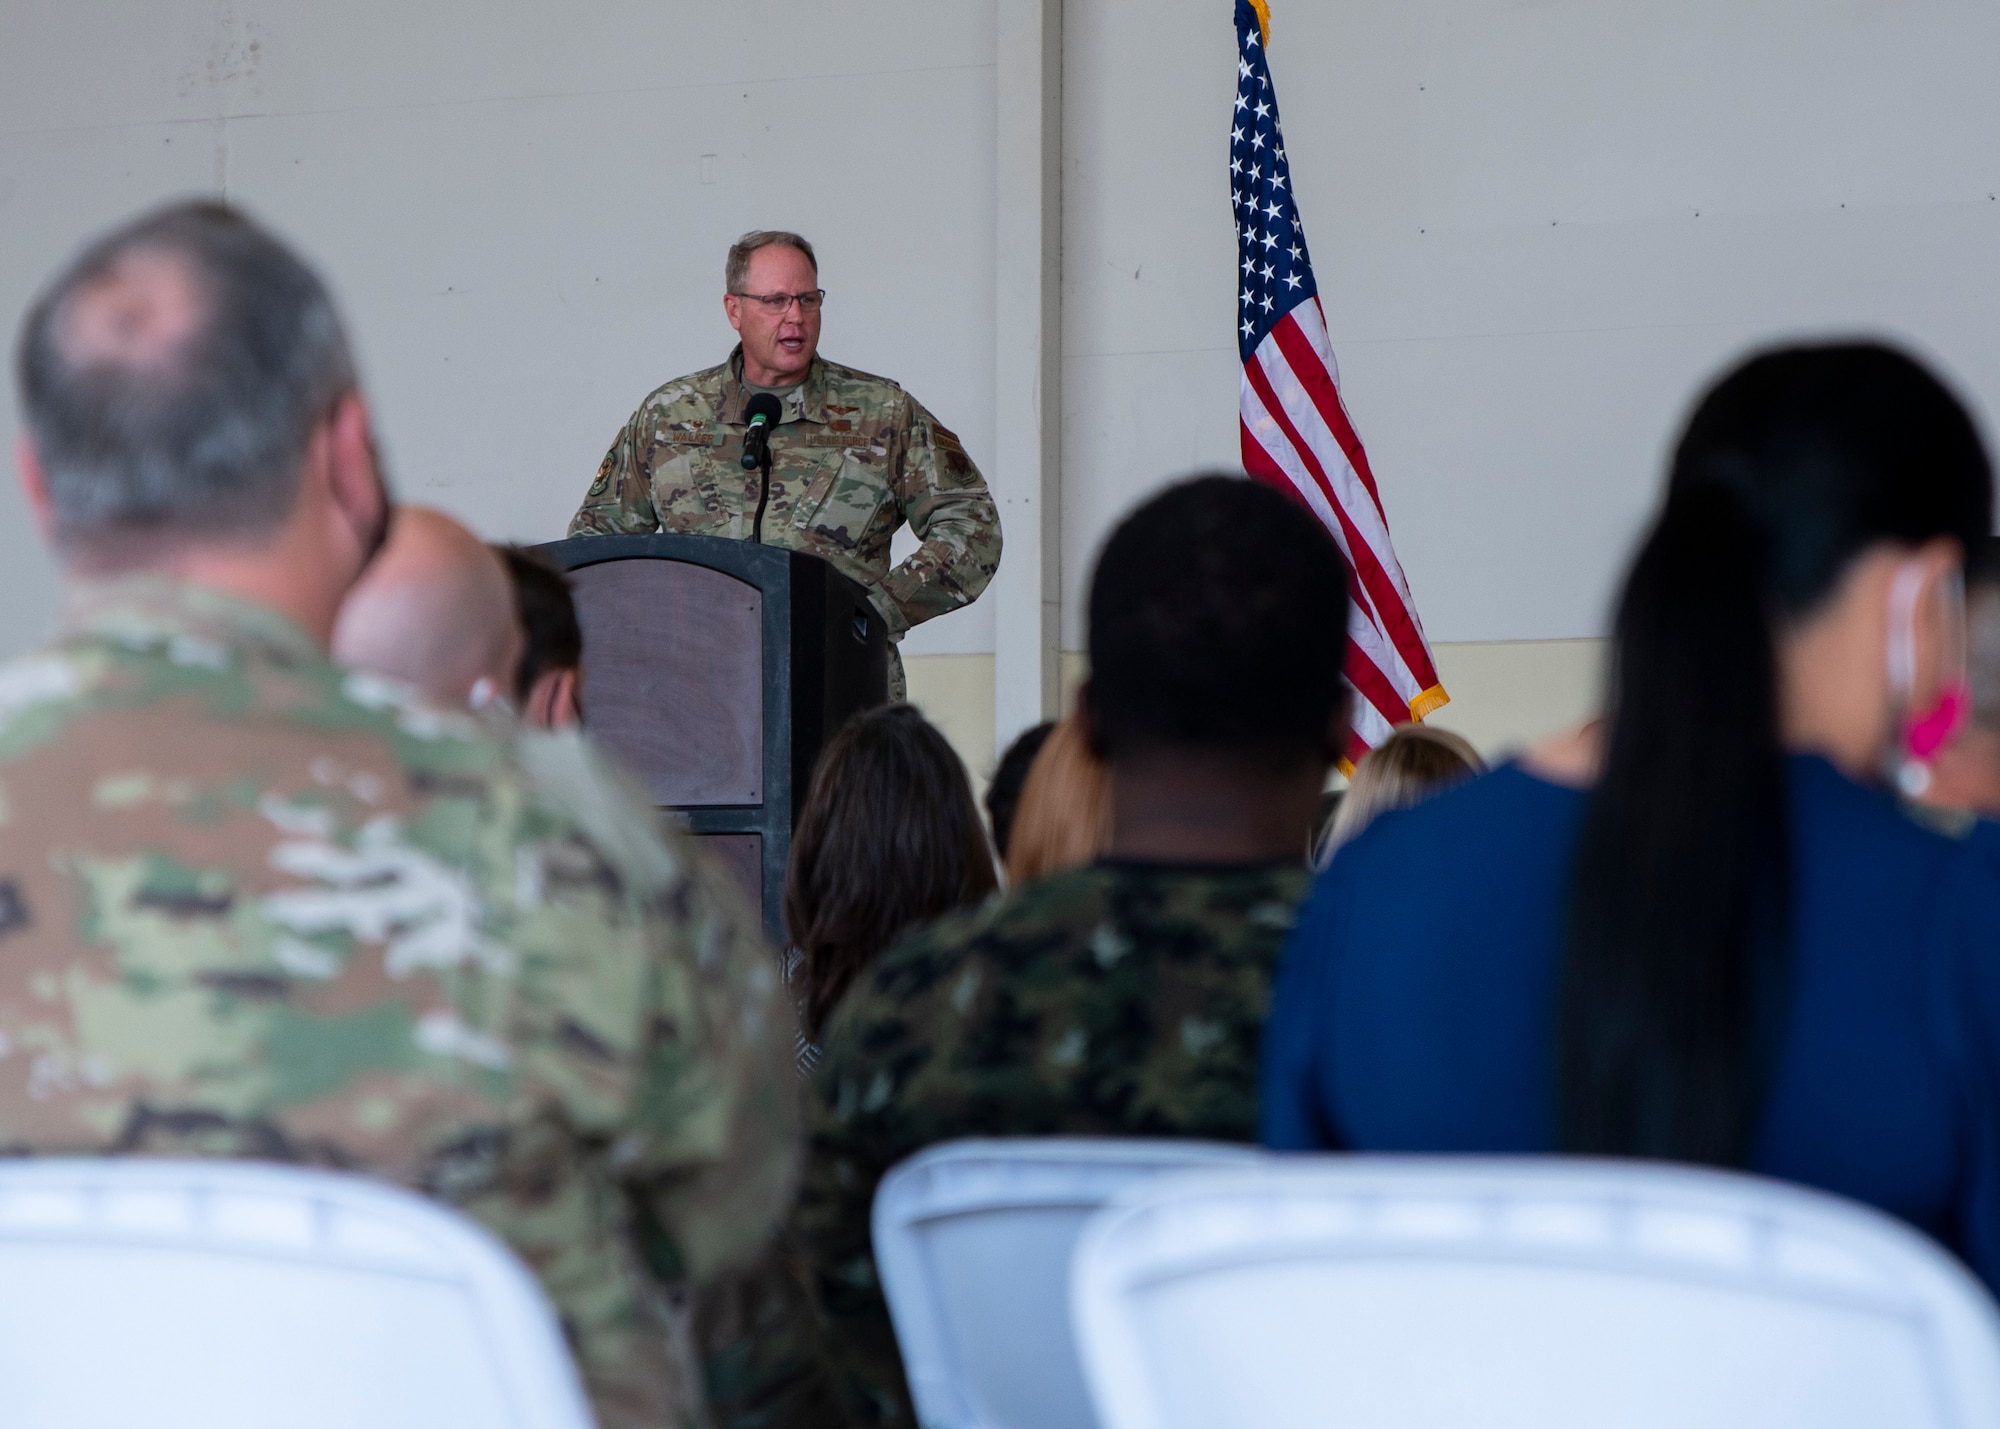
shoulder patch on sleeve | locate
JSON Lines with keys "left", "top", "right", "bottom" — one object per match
{"left": 929, "top": 421, "right": 966, "bottom": 457}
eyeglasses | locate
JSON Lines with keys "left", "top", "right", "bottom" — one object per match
{"left": 732, "top": 289, "right": 826, "bottom": 314}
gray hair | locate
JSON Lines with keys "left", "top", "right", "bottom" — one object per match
{"left": 725, "top": 230, "right": 817, "bottom": 294}
{"left": 15, "top": 200, "right": 358, "bottom": 550}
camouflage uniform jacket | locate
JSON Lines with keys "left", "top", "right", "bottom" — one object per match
{"left": 796, "top": 858, "right": 1312, "bottom": 1427}
{"left": 567, "top": 348, "right": 1002, "bottom": 641}
{"left": 0, "top": 578, "right": 800, "bottom": 1429}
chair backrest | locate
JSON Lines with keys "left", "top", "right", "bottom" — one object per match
{"left": 0, "top": 1158, "right": 596, "bottom": 1429}
{"left": 872, "top": 1137, "right": 1265, "bottom": 1429}
{"left": 1072, "top": 1157, "right": 2000, "bottom": 1429}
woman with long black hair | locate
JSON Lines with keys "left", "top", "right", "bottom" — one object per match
{"left": 1261, "top": 342, "right": 2000, "bottom": 1288}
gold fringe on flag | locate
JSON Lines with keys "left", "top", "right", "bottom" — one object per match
{"left": 1408, "top": 684, "right": 1450, "bottom": 722}
{"left": 1247, "top": 0, "right": 1271, "bottom": 46}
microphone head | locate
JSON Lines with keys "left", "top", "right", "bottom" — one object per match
{"left": 741, "top": 391, "right": 785, "bottom": 468}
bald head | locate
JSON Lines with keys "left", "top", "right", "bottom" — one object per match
{"left": 333, "top": 507, "right": 522, "bottom": 708}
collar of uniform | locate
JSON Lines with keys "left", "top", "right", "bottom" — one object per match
{"left": 60, "top": 575, "right": 325, "bottom": 668}
{"left": 719, "top": 345, "right": 828, "bottom": 426}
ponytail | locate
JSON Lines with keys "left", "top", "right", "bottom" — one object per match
{"left": 1555, "top": 342, "right": 1992, "bottom": 1168}
{"left": 1557, "top": 478, "right": 1788, "bottom": 1165}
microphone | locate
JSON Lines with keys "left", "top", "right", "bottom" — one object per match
{"left": 740, "top": 392, "right": 783, "bottom": 471}
{"left": 741, "top": 391, "right": 783, "bottom": 543}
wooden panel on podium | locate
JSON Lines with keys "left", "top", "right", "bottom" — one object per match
{"left": 695, "top": 834, "right": 765, "bottom": 919}
{"left": 538, "top": 533, "right": 890, "bottom": 943}
{"left": 567, "top": 559, "right": 763, "bottom": 806}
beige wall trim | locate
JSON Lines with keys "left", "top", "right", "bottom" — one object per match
{"left": 907, "top": 637, "right": 1608, "bottom": 798}
{"left": 1417, "top": 638, "right": 1607, "bottom": 761}
{"left": 991, "top": 0, "right": 1064, "bottom": 755}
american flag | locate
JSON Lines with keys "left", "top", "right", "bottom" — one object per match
{"left": 1233, "top": 0, "right": 1447, "bottom": 761}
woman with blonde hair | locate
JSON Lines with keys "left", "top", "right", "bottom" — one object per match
{"left": 1316, "top": 723, "right": 1484, "bottom": 864}
{"left": 1002, "top": 706, "right": 1113, "bottom": 887}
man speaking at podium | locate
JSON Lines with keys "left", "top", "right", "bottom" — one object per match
{"left": 567, "top": 230, "right": 1002, "bottom": 700}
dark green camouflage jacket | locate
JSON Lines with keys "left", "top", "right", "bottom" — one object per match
{"left": 795, "top": 858, "right": 1312, "bottom": 1427}
{"left": 567, "top": 348, "right": 1001, "bottom": 641}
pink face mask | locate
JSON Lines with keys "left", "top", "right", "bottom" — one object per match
{"left": 1906, "top": 681, "right": 1971, "bottom": 763}
{"left": 1886, "top": 561, "right": 1968, "bottom": 797}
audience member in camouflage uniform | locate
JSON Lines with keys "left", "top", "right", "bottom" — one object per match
{"left": 566, "top": 231, "right": 1001, "bottom": 701}
{"left": 7, "top": 202, "right": 798, "bottom": 1429}
{"left": 795, "top": 476, "right": 1353, "bottom": 1425}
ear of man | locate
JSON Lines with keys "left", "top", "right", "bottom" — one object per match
{"left": 319, "top": 392, "right": 390, "bottom": 578}
{"left": 15, "top": 437, "right": 55, "bottom": 543}
{"left": 527, "top": 665, "right": 581, "bottom": 731}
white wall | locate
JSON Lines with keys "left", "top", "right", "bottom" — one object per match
{"left": 7, "top": 0, "right": 2000, "bottom": 703}
{"left": 1061, "top": 0, "right": 2000, "bottom": 650}
{"left": 0, "top": 0, "right": 998, "bottom": 658}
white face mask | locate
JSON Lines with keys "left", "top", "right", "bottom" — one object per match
{"left": 1884, "top": 559, "right": 1968, "bottom": 798}
{"left": 466, "top": 676, "right": 514, "bottom": 717}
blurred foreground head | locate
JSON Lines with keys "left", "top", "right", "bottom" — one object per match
{"left": 332, "top": 506, "right": 522, "bottom": 711}
{"left": 496, "top": 544, "right": 583, "bottom": 730}
{"left": 14, "top": 201, "right": 388, "bottom": 640}
{"left": 1083, "top": 473, "right": 1350, "bottom": 861}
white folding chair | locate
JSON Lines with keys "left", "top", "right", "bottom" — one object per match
{"left": 872, "top": 1137, "right": 1265, "bottom": 1429}
{"left": 0, "top": 1158, "right": 595, "bottom": 1429}
{"left": 1072, "top": 1157, "right": 2000, "bottom": 1429}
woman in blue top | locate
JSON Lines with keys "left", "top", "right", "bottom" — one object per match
{"left": 1261, "top": 343, "right": 2000, "bottom": 1290}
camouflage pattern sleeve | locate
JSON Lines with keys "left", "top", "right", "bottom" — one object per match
{"left": 511, "top": 731, "right": 800, "bottom": 1283}
{"left": 568, "top": 409, "right": 660, "bottom": 536}
{"left": 619, "top": 823, "right": 824, "bottom": 1429}
{"left": 633, "top": 846, "right": 801, "bottom": 1282}
{"left": 874, "top": 397, "right": 1003, "bottom": 636}
{"left": 497, "top": 730, "right": 802, "bottom": 1424}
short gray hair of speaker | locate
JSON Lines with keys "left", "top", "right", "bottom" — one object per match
{"left": 725, "top": 230, "right": 818, "bottom": 294}
{"left": 15, "top": 200, "right": 358, "bottom": 551}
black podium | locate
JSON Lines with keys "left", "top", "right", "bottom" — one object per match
{"left": 538, "top": 534, "right": 890, "bottom": 941}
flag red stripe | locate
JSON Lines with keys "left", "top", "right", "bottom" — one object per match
{"left": 1263, "top": 318, "right": 1431, "bottom": 623}
{"left": 1239, "top": 379, "right": 1421, "bottom": 706}
{"left": 1242, "top": 351, "right": 1431, "bottom": 694}
{"left": 1345, "top": 685, "right": 1398, "bottom": 756}
{"left": 1254, "top": 318, "right": 1409, "bottom": 609}
{"left": 1271, "top": 312, "right": 1385, "bottom": 520}
{"left": 1258, "top": 324, "right": 1443, "bottom": 690}
{"left": 1292, "top": 299, "right": 1388, "bottom": 513}
{"left": 1240, "top": 416, "right": 1414, "bottom": 729}
{"left": 1345, "top": 644, "right": 1417, "bottom": 733}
